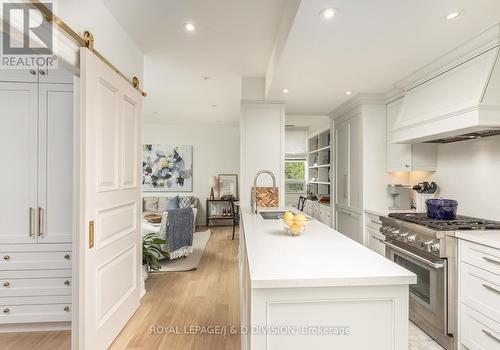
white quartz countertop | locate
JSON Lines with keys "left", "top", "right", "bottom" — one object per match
{"left": 455, "top": 230, "right": 500, "bottom": 250}
{"left": 241, "top": 208, "right": 416, "bottom": 289}
{"left": 364, "top": 208, "right": 417, "bottom": 218}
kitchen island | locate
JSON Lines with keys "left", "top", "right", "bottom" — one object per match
{"left": 239, "top": 208, "right": 416, "bottom": 350}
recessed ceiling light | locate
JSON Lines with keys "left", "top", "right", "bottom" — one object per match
{"left": 345, "top": 91, "right": 352, "bottom": 95}
{"left": 201, "top": 75, "right": 211, "bottom": 80}
{"left": 319, "top": 8, "right": 336, "bottom": 20}
{"left": 282, "top": 89, "right": 289, "bottom": 93}
{"left": 184, "top": 22, "right": 196, "bottom": 31}
{"left": 445, "top": 11, "right": 460, "bottom": 20}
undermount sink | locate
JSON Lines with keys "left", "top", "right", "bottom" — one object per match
{"left": 259, "top": 211, "right": 286, "bottom": 220}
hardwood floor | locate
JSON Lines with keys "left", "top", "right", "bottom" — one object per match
{"left": 110, "top": 225, "right": 240, "bottom": 350}
{"left": 0, "top": 330, "right": 71, "bottom": 350}
{"left": 0, "top": 226, "right": 240, "bottom": 350}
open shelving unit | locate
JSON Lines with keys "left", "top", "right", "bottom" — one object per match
{"left": 307, "top": 128, "right": 332, "bottom": 198}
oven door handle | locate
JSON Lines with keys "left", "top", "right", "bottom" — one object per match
{"left": 381, "top": 240, "right": 445, "bottom": 269}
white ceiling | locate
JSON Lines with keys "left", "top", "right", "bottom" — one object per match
{"left": 104, "top": 0, "right": 500, "bottom": 123}
{"left": 266, "top": 0, "right": 500, "bottom": 115}
{"left": 103, "top": 0, "right": 287, "bottom": 125}
{"left": 286, "top": 115, "right": 330, "bottom": 133}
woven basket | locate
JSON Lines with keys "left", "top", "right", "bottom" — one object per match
{"left": 255, "top": 187, "right": 279, "bottom": 207}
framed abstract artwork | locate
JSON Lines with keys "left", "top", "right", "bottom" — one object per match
{"left": 142, "top": 144, "right": 193, "bottom": 192}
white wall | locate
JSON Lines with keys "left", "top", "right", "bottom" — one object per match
{"left": 57, "top": 0, "right": 143, "bottom": 80}
{"left": 240, "top": 102, "right": 285, "bottom": 206}
{"left": 427, "top": 135, "right": 500, "bottom": 221}
{"left": 143, "top": 123, "right": 240, "bottom": 225}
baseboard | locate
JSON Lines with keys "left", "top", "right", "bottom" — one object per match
{"left": 140, "top": 288, "right": 146, "bottom": 299}
{"left": 0, "top": 321, "right": 71, "bottom": 333}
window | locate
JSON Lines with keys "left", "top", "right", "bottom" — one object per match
{"left": 285, "top": 160, "right": 306, "bottom": 193}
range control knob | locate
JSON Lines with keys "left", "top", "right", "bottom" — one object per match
{"left": 381, "top": 227, "right": 395, "bottom": 235}
{"left": 406, "top": 234, "right": 417, "bottom": 243}
{"left": 398, "top": 232, "right": 409, "bottom": 240}
{"left": 430, "top": 242, "right": 440, "bottom": 252}
{"left": 423, "top": 240, "right": 440, "bottom": 252}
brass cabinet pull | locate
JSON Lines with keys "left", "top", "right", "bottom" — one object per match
{"left": 38, "top": 70, "right": 46, "bottom": 75}
{"left": 38, "top": 207, "right": 44, "bottom": 236}
{"left": 89, "top": 220, "right": 95, "bottom": 249}
{"left": 3, "top": 308, "right": 9, "bottom": 314}
{"left": 64, "top": 254, "right": 70, "bottom": 260}
{"left": 29, "top": 69, "right": 36, "bottom": 75}
{"left": 64, "top": 306, "right": 70, "bottom": 312}
{"left": 3, "top": 282, "right": 10, "bottom": 287}
{"left": 3, "top": 256, "right": 10, "bottom": 261}
{"left": 29, "top": 208, "right": 35, "bottom": 237}
{"left": 64, "top": 280, "right": 70, "bottom": 286}
{"left": 483, "top": 329, "right": 500, "bottom": 343}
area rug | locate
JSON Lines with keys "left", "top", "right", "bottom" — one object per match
{"left": 154, "top": 229, "right": 211, "bottom": 273}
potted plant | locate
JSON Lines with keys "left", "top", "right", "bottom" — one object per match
{"left": 142, "top": 233, "right": 168, "bottom": 281}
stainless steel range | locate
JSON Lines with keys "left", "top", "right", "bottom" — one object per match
{"left": 380, "top": 213, "right": 500, "bottom": 350}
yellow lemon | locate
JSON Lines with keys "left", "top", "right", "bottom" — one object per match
{"left": 294, "top": 213, "right": 307, "bottom": 223}
{"left": 284, "top": 218, "right": 294, "bottom": 227}
{"left": 295, "top": 220, "right": 306, "bottom": 228}
{"left": 290, "top": 224, "right": 301, "bottom": 235}
{"left": 294, "top": 213, "right": 307, "bottom": 221}
{"left": 283, "top": 211, "right": 295, "bottom": 221}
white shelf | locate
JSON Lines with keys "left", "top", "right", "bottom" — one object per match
{"left": 309, "top": 164, "right": 330, "bottom": 169}
{"left": 309, "top": 181, "right": 331, "bottom": 185}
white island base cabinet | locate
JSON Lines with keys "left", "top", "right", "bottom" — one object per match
{"left": 241, "top": 284, "right": 409, "bottom": 350}
{"left": 239, "top": 210, "right": 414, "bottom": 350}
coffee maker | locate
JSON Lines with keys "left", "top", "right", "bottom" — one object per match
{"left": 387, "top": 184, "right": 412, "bottom": 210}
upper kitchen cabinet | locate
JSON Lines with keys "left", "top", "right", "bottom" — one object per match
{"left": 333, "top": 96, "right": 388, "bottom": 244}
{"left": 335, "top": 115, "right": 362, "bottom": 212}
{"left": 387, "top": 98, "right": 437, "bottom": 172}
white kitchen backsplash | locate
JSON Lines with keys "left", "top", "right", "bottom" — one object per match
{"left": 419, "top": 135, "right": 500, "bottom": 221}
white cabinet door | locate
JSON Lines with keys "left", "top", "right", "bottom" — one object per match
{"left": 348, "top": 115, "right": 362, "bottom": 212}
{"left": 336, "top": 209, "right": 363, "bottom": 244}
{"left": 335, "top": 121, "right": 348, "bottom": 208}
{"left": 37, "top": 83, "right": 74, "bottom": 244}
{"left": 0, "top": 67, "right": 38, "bottom": 83}
{"left": 0, "top": 82, "right": 38, "bottom": 244}
{"left": 387, "top": 99, "right": 437, "bottom": 172}
{"left": 387, "top": 99, "right": 412, "bottom": 172}
{"left": 79, "top": 47, "right": 142, "bottom": 350}
{"left": 367, "top": 227, "right": 385, "bottom": 256}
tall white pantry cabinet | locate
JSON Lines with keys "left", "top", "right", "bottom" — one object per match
{"left": 0, "top": 69, "right": 74, "bottom": 331}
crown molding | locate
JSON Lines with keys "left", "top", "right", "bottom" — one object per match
{"left": 328, "top": 93, "right": 386, "bottom": 119}
{"left": 384, "top": 87, "right": 405, "bottom": 104}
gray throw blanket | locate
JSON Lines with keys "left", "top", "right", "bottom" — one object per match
{"left": 159, "top": 207, "right": 194, "bottom": 259}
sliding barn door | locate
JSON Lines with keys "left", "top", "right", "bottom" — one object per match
{"left": 78, "top": 47, "right": 142, "bottom": 350}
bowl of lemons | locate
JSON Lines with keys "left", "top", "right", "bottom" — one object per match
{"left": 282, "top": 211, "right": 308, "bottom": 236}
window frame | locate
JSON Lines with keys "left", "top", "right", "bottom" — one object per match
{"left": 284, "top": 159, "right": 307, "bottom": 194}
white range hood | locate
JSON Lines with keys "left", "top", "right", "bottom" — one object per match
{"left": 390, "top": 44, "right": 500, "bottom": 144}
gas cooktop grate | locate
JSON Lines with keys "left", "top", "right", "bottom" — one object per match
{"left": 388, "top": 213, "right": 500, "bottom": 231}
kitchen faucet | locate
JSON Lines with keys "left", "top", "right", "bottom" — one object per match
{"left": 251, "top": 170, "right": 277, "bottom": 214}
